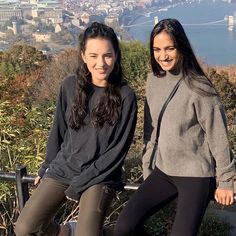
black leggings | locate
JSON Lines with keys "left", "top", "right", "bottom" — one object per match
{"left": 114, "top": 168, "right": 216, "bottom": 236}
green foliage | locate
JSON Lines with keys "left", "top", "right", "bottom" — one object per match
{"left": 51, "top": 30, "right": 75, "bottom": 45}
{"left": 0, "top": 100, "right": 55, "bottom": 173}
{"left": 0, "top": 44, "right": 47, "bottom": 79}
{"left": 0, "top": 61, "right": 16, "bottom": 79}
{"left": 0, "top": 183, "right": 12, "bottom": 202}
{"left": 121, "top": 41, "right": 150, "bottom": 155}
{"left": 142, "top": 204, "right": 232, "bottom": 236}
{"left": 208, "top": 69, "right": 236, "bottom": 118}
{"left": 143, "top": 201, "right": 176, "bottom": 235}
{"left": 207, "top": 68, "right": 236, "bottom": 154}
{"left": 199, "top": 213, "right": 232, "bottom": 236}
{"left": 0, "top": 191, "right": 17, "bottom": 236}
{"left": 0, "top": 99, "right": 55, "bottom": 234}
{"left": 121, "top": 41, "right": 150, "bottom": 89}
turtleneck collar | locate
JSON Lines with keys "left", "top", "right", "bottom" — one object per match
{"left": 165, "top": 70, "right": 183, "bottom": 81}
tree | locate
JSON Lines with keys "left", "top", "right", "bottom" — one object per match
{"left": 121, "top": 41, "right": 150, "bottom": 154}
{"left": 0, "top": 44, "right": 48, "bottom": 79}
{"left": 34, "top": 48, "right": 79, "bottom": 101}
{"left": 121, "top": 41, "right": 150, "bottom": 85}
{"left": 207, "top": 68, "right": 236, "bottom": 153}
{"left": 5, "top": 29, "right": 14, "bottom": 38}
{"left": 51, "top": 29, "right": 75, "bottom": 45}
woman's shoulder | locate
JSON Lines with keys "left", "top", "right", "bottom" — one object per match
{"left": 146, "top": 72, "right": 160, "bottom": 86}
{"left": 58, "top": 75, "right": 77, "bottom": 99}
{"left": 188, "top": 77, "right": 217, "bottom": 97}
{"left": 191, "top": 78, "right": 216, "bottom": 93}
{"left": 56, "top": 75, "right": 77, "bottom": 103}
{"left": 145, "top": 73, "right": 161, "bottom": 92}
{"left": 146, "top": 72, "right": 157, "bottom": 82}
{"left": 61, "top": 74, "right": 77, "bottom": 89}
{"left": 120, "top": 80, "right": 136, "bottom": 100}
{"left": 187, "top": 78, "right": 222, "bottom": 107}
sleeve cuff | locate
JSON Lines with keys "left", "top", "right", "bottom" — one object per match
{"left": 217, "top": 179, "right": 234, "bottom": 190}
{"left": 38, "top": 166, "right": 47, "bottom": 178}
{"left": 65, "top": 186, "right": 81, "bottom": 201}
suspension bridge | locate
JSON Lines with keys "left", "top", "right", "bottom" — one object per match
{"left": 122, "top": 18, "right": 229, "bottom": 28}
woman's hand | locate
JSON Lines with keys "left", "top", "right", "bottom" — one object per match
{"left": 214, "top": 188, "right": 234, "bottom": 205}
{"left": 34, "top": 176, "right": 41, "bottom": 186}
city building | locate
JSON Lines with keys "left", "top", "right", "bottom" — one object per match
{"left": 54, "top": 23, "right": 62, "bottom": 32}
{"left": 0, "top": 7, "right": 23, "bottom": 23}
{"left": 29, "top": 0, "right": 61, "bottom": 7}
{"left": 80, "top": 12, "right": 90, "bottom": 24}
{"left": 7, "top": 21, "right": 20, "bottom": 34}
{"left": 105, "top": 14, "right": 119, "bottom": 26}
{"left": 0, "top": 0, "right": 20, "bottom": 6}
{"left": 33, "top": 32, "right": 51, "bottom": 42}
{"left": 31, "top": 7, "right": 63, "bottom": 24}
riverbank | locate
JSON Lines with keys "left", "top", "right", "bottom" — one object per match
{"left": 121, "top": 0, "right": 183, "bottom": 27}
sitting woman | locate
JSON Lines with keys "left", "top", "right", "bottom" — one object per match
{"left": 15, "top": 22, "right": 137, "bottom": 236}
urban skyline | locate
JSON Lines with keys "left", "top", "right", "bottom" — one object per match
{"left": 0, "top": 0, "right": 235, "bottom": 55}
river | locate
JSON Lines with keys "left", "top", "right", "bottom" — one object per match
{"left": 127, "top": 0, "right": 236, "bottom": 66}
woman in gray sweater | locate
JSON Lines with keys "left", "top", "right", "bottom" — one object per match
{"left": 114, "top": 18, "right": 235, "bottom": 236}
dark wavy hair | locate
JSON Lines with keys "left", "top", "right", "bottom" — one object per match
{"left": 150, "top": 18, "right": 216, "bottom": 96}
{"left": 69, "top": 22, "right": 123, "bottom": 130}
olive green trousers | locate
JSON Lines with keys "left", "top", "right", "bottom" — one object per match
{"left": 14, "top": 178, "right": 115, "bottom": 236}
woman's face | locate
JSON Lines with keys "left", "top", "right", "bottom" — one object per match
{"left": 153, "top": 30, "right": 180, "bottom": 72}
{"left": 81, "top": 37, "right": 116, "bottom": 87}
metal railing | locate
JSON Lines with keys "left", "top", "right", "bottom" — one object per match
{"left": 0, "top": 164, "right": 236, "bottom": 212}
{"left": 0, "top": 164, "right": 33, "bottom": 211}
{"left": 0, "top": 164, "right": 141, "bottom": 211}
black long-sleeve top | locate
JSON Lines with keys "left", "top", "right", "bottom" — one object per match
{"left": 38, "top": 75, "right": 137, "bottom": 200}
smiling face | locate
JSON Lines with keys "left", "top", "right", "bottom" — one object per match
{"left": 153, "top": 30, "right": 180, "bottom": 72}
{"left": 81, "top": 37, "right": 116, "bottom": 87}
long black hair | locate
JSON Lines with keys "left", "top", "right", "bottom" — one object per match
{"left": 150, "top": 18, "right": 216, "bottom": 96}
{"left": 69, "top": 22, "right": 123, "bottom": 130}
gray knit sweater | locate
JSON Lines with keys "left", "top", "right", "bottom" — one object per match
{"left": 142, "top": 72, "right": 235, "bottom": 190}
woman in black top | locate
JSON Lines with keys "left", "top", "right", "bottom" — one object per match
{"left": 15, "top": 22, "right": 137, "bottom": 236}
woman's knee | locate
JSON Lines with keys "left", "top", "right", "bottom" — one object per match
{"left": 114, "top": 217, "right": 134, "bottom": 236}
{"left": 14, "top": 218, "right": 33, "bottom": 236}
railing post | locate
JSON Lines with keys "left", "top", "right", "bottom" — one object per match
{"left": 15, "top": 164, "right": 30, "bottom": 211}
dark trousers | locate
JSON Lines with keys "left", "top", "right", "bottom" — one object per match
{"left": 14, "top": 178, "right": 115, "bottom": 236}
{"left": 114, "top": 168, "right": 216, "bottom": 236}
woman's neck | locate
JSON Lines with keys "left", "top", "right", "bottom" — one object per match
{"left": 92, "top": 79, "right": 107, "bottom": 88}
{"left": 165, "top": 70, "right": 182, "bottom": 80}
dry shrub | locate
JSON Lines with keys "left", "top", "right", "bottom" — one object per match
{"left": 32, "top": 48, "right": 80, "bottom": 102}
{"left": 201, "top": 62, "right": 236, "bottom": 86}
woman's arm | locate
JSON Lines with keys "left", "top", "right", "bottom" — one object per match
{"left": 195, "top": 95, "right": 235, "bottom": 204}
{"left": 142, "top": 99, "right": 154, "bottom": 179}
{"left": 38, "top": 84, "right": 68, "bottom": 178}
